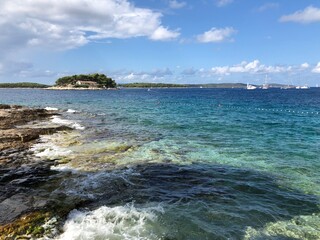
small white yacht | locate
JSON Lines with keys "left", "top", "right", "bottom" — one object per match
{"left": 296, "top": 85, "right": 310, "bottom": 89}
{"left": 300, "top": 85, "right": 310, "bottom": 89}
{"left": 247, "top": 83, "right": 257, "bottom": 90}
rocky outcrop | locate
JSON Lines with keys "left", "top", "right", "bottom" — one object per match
{"left": 0, "top": 104, "right": 56, "bottom": 129}
{"left": 0, "top": 105, "right": 84, "bottom": 239}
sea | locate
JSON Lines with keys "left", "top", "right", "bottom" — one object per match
{"left": 0, "top": 88, "right": 319, "bottom": 239}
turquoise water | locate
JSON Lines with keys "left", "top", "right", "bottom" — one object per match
{"left": 1, "top": 88, "right": 319, "bottom": 239}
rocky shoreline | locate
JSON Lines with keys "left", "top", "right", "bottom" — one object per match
{"left": 0, "top": 104, "right": 85, "bottom": 239}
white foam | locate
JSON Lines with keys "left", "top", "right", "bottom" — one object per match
{"left": 67, "top": 109, "right": 79, "bottom": 113}
{"left": 31, "top": 140, "right": 72, "bottom": 160}
{"left": 71, "top": 122, "right": 85, "bottom": 130}
{"left": 51, "top": 116, "right": 85, "bottom": 130}
{"left": 30, "top": 134, "right": 72, "bottom": 160}
{"left": 45, "top": 107, "right": 58, "bottom": 111}
{"left": 51, "top": 116, "right": 73, "bottom": 125}
{"left": 58, "top": 204, "right": 164, "bottom": 240}
{"left": 51, "top": 165, "right": 78, "bottom": 173}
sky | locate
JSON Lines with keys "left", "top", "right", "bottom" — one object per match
{"left": 0, "top": 0, "right": 320, "bottom": 86}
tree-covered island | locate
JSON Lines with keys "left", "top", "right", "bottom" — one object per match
{"left": 52, "top": 73, "right": 117, "bottom": 89}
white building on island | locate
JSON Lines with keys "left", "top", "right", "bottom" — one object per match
{"left": 75, "top": 81, "right": 98, "bottom": 87}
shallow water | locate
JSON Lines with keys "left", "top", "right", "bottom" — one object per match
{"left": 1, "top": 88, "right": 319, "bottom": 239}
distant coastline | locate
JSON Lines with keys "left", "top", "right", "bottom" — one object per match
{"left": 0, "top": 82, "right": 49, "bottom": 88}
{"left": 118, "top": 82, "right": 297, "bottom": 89}
{"left": 0, "top": 81, "right": 306, "bottom": 89}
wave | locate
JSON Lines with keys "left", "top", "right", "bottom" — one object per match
{"left": 66, "top": 109, "right": 79, "bottom": 113}
{"left": 58, "top": 203, "right": 165, "bottom": 240}
{"left": 51, "top": 165, "right": 78, "bottom": 173}
{"left": 51, "top": 116, "right": 85, "bottom": 130}
{"left": 30, "top": 135, "right": 72, "bottom": 160}
{"left": 45, "top": 107, "right": 58, "bottom": 111}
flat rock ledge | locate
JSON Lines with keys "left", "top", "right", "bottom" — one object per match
{"left": 0, "top": 104, "right": 84, "bottom": 239}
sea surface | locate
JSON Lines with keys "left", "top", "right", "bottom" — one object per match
{"left": 0, "top": 88, "right": 319, "bottom": 239}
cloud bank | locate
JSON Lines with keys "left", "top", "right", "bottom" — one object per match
{"left": 112, "top": 60, "right": 320, "bottom": 84}
{"left": 0, "top": 0, "right": 180, "bottom": 53}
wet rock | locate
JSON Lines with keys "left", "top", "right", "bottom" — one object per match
{"left": 0, "top": 105, "right": 77, "bottom": 238}
{"left": 0, "top": 194, "right": 32, "bottom": 224}
{"left": 0, "top": 105, "right": 57, "bottom": 130}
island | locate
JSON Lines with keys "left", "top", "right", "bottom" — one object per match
{"left": 47, "top": 73, "right": 117, "bottom": 90}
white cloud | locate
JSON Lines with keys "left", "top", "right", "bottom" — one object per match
{"left": 169, "top": 0, "right": 186, "bottom": 9}
{"left": 312, "top": 62, "right": 320, "bottom": 73}
{"left": 0, "top": 0, "right": 179, "bottom": 53}
{"left": 301, "top": 63, "right": 310, "bottom": 69}
{"left": 197, "top": 27, "right": 236, "bottom": 43}
{"left": 215, "top": 0, "right": 233, "bottom": 7}
{"left": 280, "top": 6, "right": 320, "bottom": 24}
{"left": 150, "top": 26, "right": 180, "bottom": 41}
{"left": 210, "top": 60, "right": 291, "bottom": 75}
{"left": 211, "top": 66, "right": 230, "bottom": 75}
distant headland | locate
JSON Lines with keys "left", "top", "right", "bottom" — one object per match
{"left": 118, "top": 82, "right": 297, "bottom": 89}
{"left": 0, "top": 82, "right": 49, "bottom": 88}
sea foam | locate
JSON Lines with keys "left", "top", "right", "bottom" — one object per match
{"left": 30, "top": 135, "right": 72, "bottom": 160}
{"left": 58, "top": 204, "right": 164, "bottom": 240}
{"left": 66, "top": 109, "right": 79, "bottom": 113}
{"left": 45, "top": 107, "right": 58, "bottom": 111}
{"left": 51, "top": 116, "right": 85, "bottom": 130}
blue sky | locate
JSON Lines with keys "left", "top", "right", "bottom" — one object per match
{"left": 0, "top": 0, "right": 320, "bottom": 86}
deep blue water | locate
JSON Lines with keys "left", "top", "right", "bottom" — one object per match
{"left": 1, "top": 88, "right": 319, "bottom": 239}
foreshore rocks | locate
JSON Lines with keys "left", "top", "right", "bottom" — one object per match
{"left": 0, "top": 104, "right": 84, "bottom": 239}
{"left": 0, "top": 104, "right": 54, "bottom": 130}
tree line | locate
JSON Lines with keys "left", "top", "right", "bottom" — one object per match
{"left": 0, "top": 82, "right": 49, "bottom": 88}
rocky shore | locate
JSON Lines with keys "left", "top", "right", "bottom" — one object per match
{"left": 0, "top": 104, "right": 85, "bottom": 239}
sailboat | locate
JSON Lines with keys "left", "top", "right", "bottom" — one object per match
{"left": 262, "top": 75, "right": 269, "bottom": 89}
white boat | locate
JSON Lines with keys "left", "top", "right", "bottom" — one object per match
{"left": 281, "top": 85, "right": 292, "bottom": 89}
{"left": 247, "top": 83, "right": 257, "bottom": 90}
{"left": 296, "top": 85, "right": 310, "bottom": 89}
